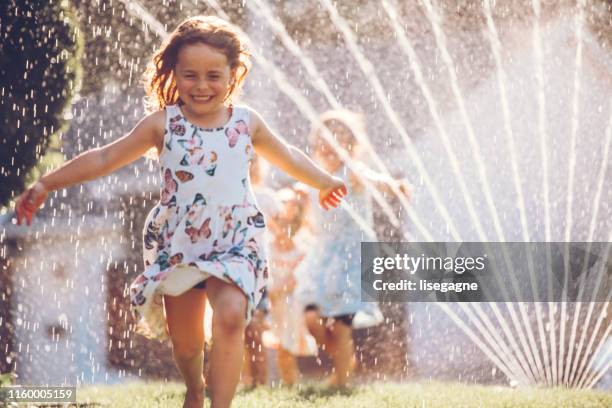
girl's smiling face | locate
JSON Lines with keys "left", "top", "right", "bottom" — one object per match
{"left": 174, "top": 42, "right": 235, "bottom": 116}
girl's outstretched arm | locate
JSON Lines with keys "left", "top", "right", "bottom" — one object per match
{"left": 349, "top": 162, "right": 412, "bottom": 201}
{"left": 250, "top": 110, "right": 347, "bottom": 210}
{"left": 15, "top": 111, "right": 165, "bottom": 225}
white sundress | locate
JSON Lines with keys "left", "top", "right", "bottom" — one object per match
{"left": 129, "top": 104, "right": 268, "bottom": 341}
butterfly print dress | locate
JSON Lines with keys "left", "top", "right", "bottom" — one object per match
{"left": 130, "top": 105, "right": 268, "bottom": 340}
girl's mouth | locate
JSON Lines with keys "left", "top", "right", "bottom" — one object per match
{"left": 192, "top": 95, "right": 214, "bottom": 103}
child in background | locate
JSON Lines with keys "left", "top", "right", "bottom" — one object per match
{"left": 296, "top": 109, "right": 409, "bottom": 388}
{"left": 266, "top": 185, "right": 317, "bottom": 386}
{"left": 15, "top": 16, "right": 347, "bottom": 408}
{"left": 241, "top": 154, "right": 276, "bottom": 388}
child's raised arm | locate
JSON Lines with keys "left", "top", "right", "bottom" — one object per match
{"left": 15, "top": 111, "right": 165, "bottom": 225}
{"left": 250, "top": 110, "right": 347, "bottom": 210}
{"left": 348, "top": 162, "right": 412, "bottom": 201}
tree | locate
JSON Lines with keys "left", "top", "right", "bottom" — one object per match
{"left": 70, "top": 0, "right": 248, "bottom": 97}
{"left": 0, "top": 0, "right": 82, "bottom": 206}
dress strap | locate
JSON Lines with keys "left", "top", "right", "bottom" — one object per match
{"left": 165, "top": 104, "right": 180, "bottom": 123}
{"left": 159, "top": 105, "right": 181, "bottom": 159}
{"left": 231, "top": 105, "right": 251, "bottom": 130}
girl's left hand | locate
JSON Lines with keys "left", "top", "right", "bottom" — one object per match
{"left": 319, "top": 177, "right": 348, "bottom": 210}
{"left": 396, "top": 178, "right": 412, "bottom": 202}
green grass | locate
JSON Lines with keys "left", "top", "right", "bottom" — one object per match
{"left": 73, "top": 381, "right": 611, "bottom": 407}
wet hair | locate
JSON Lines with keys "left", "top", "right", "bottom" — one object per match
{"left": 143, "top": 15, "right": 251, "bottom": 112}
{"left": 308, "top": 109, "right": 367, "bottom": 159}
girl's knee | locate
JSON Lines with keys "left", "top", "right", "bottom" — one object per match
{"left": 213, "top": 302, "right": 247, "bottom": 334}
{"left": 170, "top": 335, "right": 205, "bottom": 360}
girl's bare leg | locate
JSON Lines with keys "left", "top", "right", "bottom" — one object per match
{"left": 206, "top": 277, "right": 248, "bottom": 408}
{"left": 277, "top": 347, "right": 298, "bottom": 385}
{"left": 305, "top": 311, "right": 356, "bottom": 386}
{"left": 327, "top": 320, "right": 355, "bottom": 387}
{"left": 164, "top": 289, "right": 207, "bottom": 408}
{"left": 305, "top": 309, "right": 338, "bottom": 383}
{"left": 304, "top": 309, "right": 336, "bottom": 354}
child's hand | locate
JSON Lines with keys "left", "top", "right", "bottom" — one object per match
{"left": 15, "top": 181, "right": 49, "bottom": 226}
{"left": 396, "top": 178, "right": 412, "bottom": 202}
{"left": 319, "top": 177, "right": 348, "bottom": 210}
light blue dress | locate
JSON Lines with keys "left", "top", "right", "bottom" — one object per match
{"left": 295, "top": 166, "right": 382, "bottom": 327}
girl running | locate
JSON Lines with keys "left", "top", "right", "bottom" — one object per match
{"left": 15, "top": 16, "right": 346, "bottom": 408}
{"left": 296, "top": 109, "right": 408, "bottom": 388}
{"left": 267, "top": 186, "right": 317, "bottom": 386}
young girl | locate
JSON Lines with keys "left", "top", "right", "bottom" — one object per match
{"left": 241, "top": 154, "right": 275, "bottom": 388}
{"left": 15, "top": 16, "right": 346, "bottom": 408}
{"left": 266, "top": 186, "right": 317, "bottom": 386}
{"left": 296, "top": 109, "right": 409, "bottom": 388}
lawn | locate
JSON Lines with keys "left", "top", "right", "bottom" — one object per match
{"left": 71, "top": 381, "right": 611, "bottom": 407}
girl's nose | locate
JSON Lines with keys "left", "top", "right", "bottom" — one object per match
{"left": 195, "top": 80, "right": 209, "bottom": 92}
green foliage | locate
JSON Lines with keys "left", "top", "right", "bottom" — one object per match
{"left": 70, "top": 0, "right": 168, "bottom": 96}
{"left": 0, "top": 0, "right": 82, "bottom": 206}
{"left": 69, "top": 0, "right": 249, "bottom": 97}
{"left": 0, "top": 372, "right": 15, "bottom": 386}
{"left": 24, "top": 133, "right": 66, "bottom": 185}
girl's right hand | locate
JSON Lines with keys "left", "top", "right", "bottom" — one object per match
{"left": 319, "top": 176, "right": 348, "bottom": 210}
{"left": 15, "top": 181, "right": 49, "bottom": 226}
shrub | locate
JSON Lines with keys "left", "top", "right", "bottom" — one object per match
{"left": 0, "top": 0, "right": 82, "bottom": 205}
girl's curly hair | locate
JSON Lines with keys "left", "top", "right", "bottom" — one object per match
{"left": 309, "top": 109, "right": 368, "bottom": 160}
{"left": 142, "top": 15, "right": 251, "bottom": 113}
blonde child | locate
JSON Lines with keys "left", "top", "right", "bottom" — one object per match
{"left": 266, "top": 186, "right": 317, "bottom": 386}
{"left": 241, "top": 154, "right": 275, "bottom": 388}
{"left": 15, "top": 16, "right": 347, "bottom": 408}
{"left": 296, "top": 110, "right": 409, "bottom": 388}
